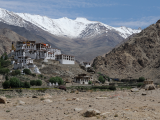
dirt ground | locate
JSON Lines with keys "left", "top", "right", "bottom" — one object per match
{"left": 0, "top": 89, "right": 160, "bottom": 120}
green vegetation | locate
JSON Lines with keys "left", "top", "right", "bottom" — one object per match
{"left": 0, "top": 68, "right": 10, "bottom": 75}
{"left": 88, "top": 81, "right": 92, "bottom": 84}
{"left": 5, "top": 75, "right": 9, "bottom": 81}
{"left": 30, "top": 80, "right": 42, "bottom": 86}
{"left": 49, "top": 76, "right": 64, "bottom": 85}
{"left": 38, "top": 74, "right": 43, "bottom": 79}
{"left": 138, "top": 77, "right": 145, "bottom": 82}
{"left": 11, "top": 70, "right": 21, "bottom": 76}
{"left": 23, "top": 69, "right": 31, "bottom": 75}
{"left": 36, "top": 80, "right": 42, "bottom": 86}
{"left": 98, "top": 75, "right": 105, "bottom": 84}
{"left": 2, "top": 77, "right": 30, "bottom": 89}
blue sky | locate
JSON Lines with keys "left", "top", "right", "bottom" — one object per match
{"left": 0, "top": 0, "right": 160, "bottom": 29}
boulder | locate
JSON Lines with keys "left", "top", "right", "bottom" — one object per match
{"left": 32, "top": 96, "right": 38, "bottom": 98}
{"left": 74, "top": 108, "right": 83, "bottom": 112}
{"left": 145, "top": 84, "right": 156, "bottom": 90}
{"left": 19, "top": 100, "right": 25, "bottom": 105}
{"left": 0, "top": 97, "right": 6, "bottom": 104}
{"left": 84, "top": 109, "right": 101, "bottom": 117}
{"left": 131, "top": 88, "right": 139, "bottom": 92}
{"left": 43, "top": 94, "right": 52, "bottom": 99}
{"left": 142, "top": 92, "right": 147, "bottom": 95}
{"left": 43, "top": 99, "right": 52, "bottom": 103}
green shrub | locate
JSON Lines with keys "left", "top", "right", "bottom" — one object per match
{"left": 9, "top": 77, "right": 21, "bottom": 88}
{"left": 56, "top": 76, "right": 64, "bottom": 85}
{"left": 5, "top": 75, "right": 9, "bottom": 81}
{"left": 108, "top": 86, "right": 116, "bottom": 90}
{"left": 88, "top": 81, "right": 92, "bottom": 84}
{"left": 138, "top": 77, "right": 145, "bottom": 82}
{"left": 24, "top": 81, "right": 30, "bottom": 88}
{"left": 20, "top": 82, "right": 24, "bottom": 88}
{"left": 0, "top": 68, "right": 9, "bottom": 75}
{"left": 38, "top": 74, "right": 43, "bottom": 79}
{"left": 137, "top": 83, "right": 143, "bottom": 88}
{"left": 32, "top": 73, "right": 36, "bottom": 77}
{"left": 2, "top": 80, "right": 10, "bottom": 89}
{"left": 36, "top": 80, "right": 42, "bottom": 86}
{"left": 98, "top": 76, "right": 105, "bottom": 84}
{"left": 30, "top": 80, "right": 36, "bottom": 86}
{"left": 49, "top": 77, "right": 58, "bottom": 84}
{"left": 11, "top": 70, "right": 21, "bottom": 76}
{"left": 23, "top": 69, "right": 31, "bottom": 75}
{"left": 49, "top": 76, "right": 64, "bottom": 85}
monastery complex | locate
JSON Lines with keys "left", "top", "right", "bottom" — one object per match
{"left": 10, "top": 41, "right": 75, "bottom": 73}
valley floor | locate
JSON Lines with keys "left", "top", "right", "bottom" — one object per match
{"left": 0, "top": 89, "right": 160, "bottom": 120}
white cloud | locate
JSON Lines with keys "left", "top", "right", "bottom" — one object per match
{"left": 110, "top": 16, "right": 160, "bottom": 28}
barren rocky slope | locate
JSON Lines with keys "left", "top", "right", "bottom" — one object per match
{"left": 0, "top": 29, "right": 27, "bottom": 55}
{"left": 92, "top": 20, "right": 160, "bottom": 82}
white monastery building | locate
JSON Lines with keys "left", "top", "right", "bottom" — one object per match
{"left": 10, "top": 41, "right": 75, "bottom": 71}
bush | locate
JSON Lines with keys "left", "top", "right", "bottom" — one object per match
{"left": 2, "top": 81, "right": 10, "bottom": 89}
{"left": 137, "top": 83, "right": 143, "bottom": 88}
{"left": 49, "top": 77, "right": 57, "bottom": 84}
{"left": 32, "top": 73, "right": 36, "bottom": 77}
{"left": 30, "top": 80, "right": 36, "bottom": 86}
{"left": 24, "top": 81, "right": 30, "bottom": 88}
{"left": 88, "top": 81, "right": 92, "bottom": 84}
{"left": 49, "top": 76, "right": 64, "bottom": 85}
{"left": 56, "top": 76, "right": 64, "bottom": 85}
{"left": 138, "top": 77, "right": 145, "bottom": 82}
{"left": 23, "top": 69, "right": 31, "bottom": 75}
{"left": 20, "top": 82, "right": 24, "bottom": 88}
{"left": 98, "top": 76, "right": 105, "bottom": 84}
{"left": 36, "top": 80, "right": 42, "bottom": 86}
{"left": 108, "top": 86, "right": 116, "bottom": 90}
{"left": 0, "top": 68, "right": 9, "bottom": 75}
{"left": 5, "top": 75, "right": 9, "bottom": 81}
{"left": 38, "top": 74, "right": 43, "bottom": 79}
{"left": 9, "top": 77, "right": 21, "bottom": 88}
{"left": 11, "top": 70, "right": 21, "bottom": 76}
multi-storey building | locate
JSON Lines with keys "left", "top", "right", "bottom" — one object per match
{"left": 10, "top": 40, "right": 75, "bottom": 70}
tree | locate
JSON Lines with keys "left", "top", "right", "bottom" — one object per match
{"left": 23, "top": 69, "right": 31, "bottom": 75}
{"left": 88, "top": 81, "right": 92, "bottom": 84}
{"left": 30, "top": 80, "right": 36, "bottom": 86}
{"left": 36, "top": 80, "right": 42, "bottom": 86}
{"left": 49, "top": 77, "right": 64, "bottom": 85}
{"left": 98, "top": 76, "right": 105, "bottom": 84}
{"left": 9, "top": 77, "right": 20, "bottom": 88}
{"left": 55, "top": 76, "right": 64, "bottom": 85}
{"left": 138, "top": 77, "right": 145, "bottom": 82}
{"left": 2, "top": 80, "right": 10, "bottom": 89}
{"left": 0, "top": 68, "right": 10, "bottom": 75}
{"left": 24, "top": 81, "right": 30, "bottom": 88}
{"left": 5, "top": 75, "right": 9, "bottom": 81}
{"left": 49, "top": 77, "right": 58, "bottom": 84}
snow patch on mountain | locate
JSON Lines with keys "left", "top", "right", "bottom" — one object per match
{"left": 0, "top": 8, "right": 141, "bottom": 39}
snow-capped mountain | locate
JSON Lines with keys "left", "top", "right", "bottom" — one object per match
{"left": 0, "top": 8, "right": 142, "bottom": 62}
{"left": 0, "top": 8, "right": 141, "bottom": 39}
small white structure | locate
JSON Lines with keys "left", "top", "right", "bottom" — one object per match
{"left": 80, "top": 62, "right": 91, "bottom": 68}
{"left": 74, "top": 74, "right": 93, "bottom": 85}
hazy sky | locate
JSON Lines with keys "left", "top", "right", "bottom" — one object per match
{"left": 0, "top": 0, "right": 160, "bottom": 29}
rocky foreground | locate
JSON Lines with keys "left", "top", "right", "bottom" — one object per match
{"left": 0, "top": 89, "right": 160, "bottom": 120}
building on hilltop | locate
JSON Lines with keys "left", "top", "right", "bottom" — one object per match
{"left": 10, "top": 40, "right": 75, "bottom": 72}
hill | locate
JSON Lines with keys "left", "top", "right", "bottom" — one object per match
{"left": 92, "top": 20, "right": 160, "bottom": 82}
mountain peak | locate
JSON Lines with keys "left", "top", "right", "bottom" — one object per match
{"left": 75, "top": 17, "right": 97, "bottom": 24}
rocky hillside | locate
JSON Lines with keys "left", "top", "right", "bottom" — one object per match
{"left": 92, "top": 20, "right": 160, "bottom": 82}
{"left": 0, "top": 28, "right": 28, "bottom": 55}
